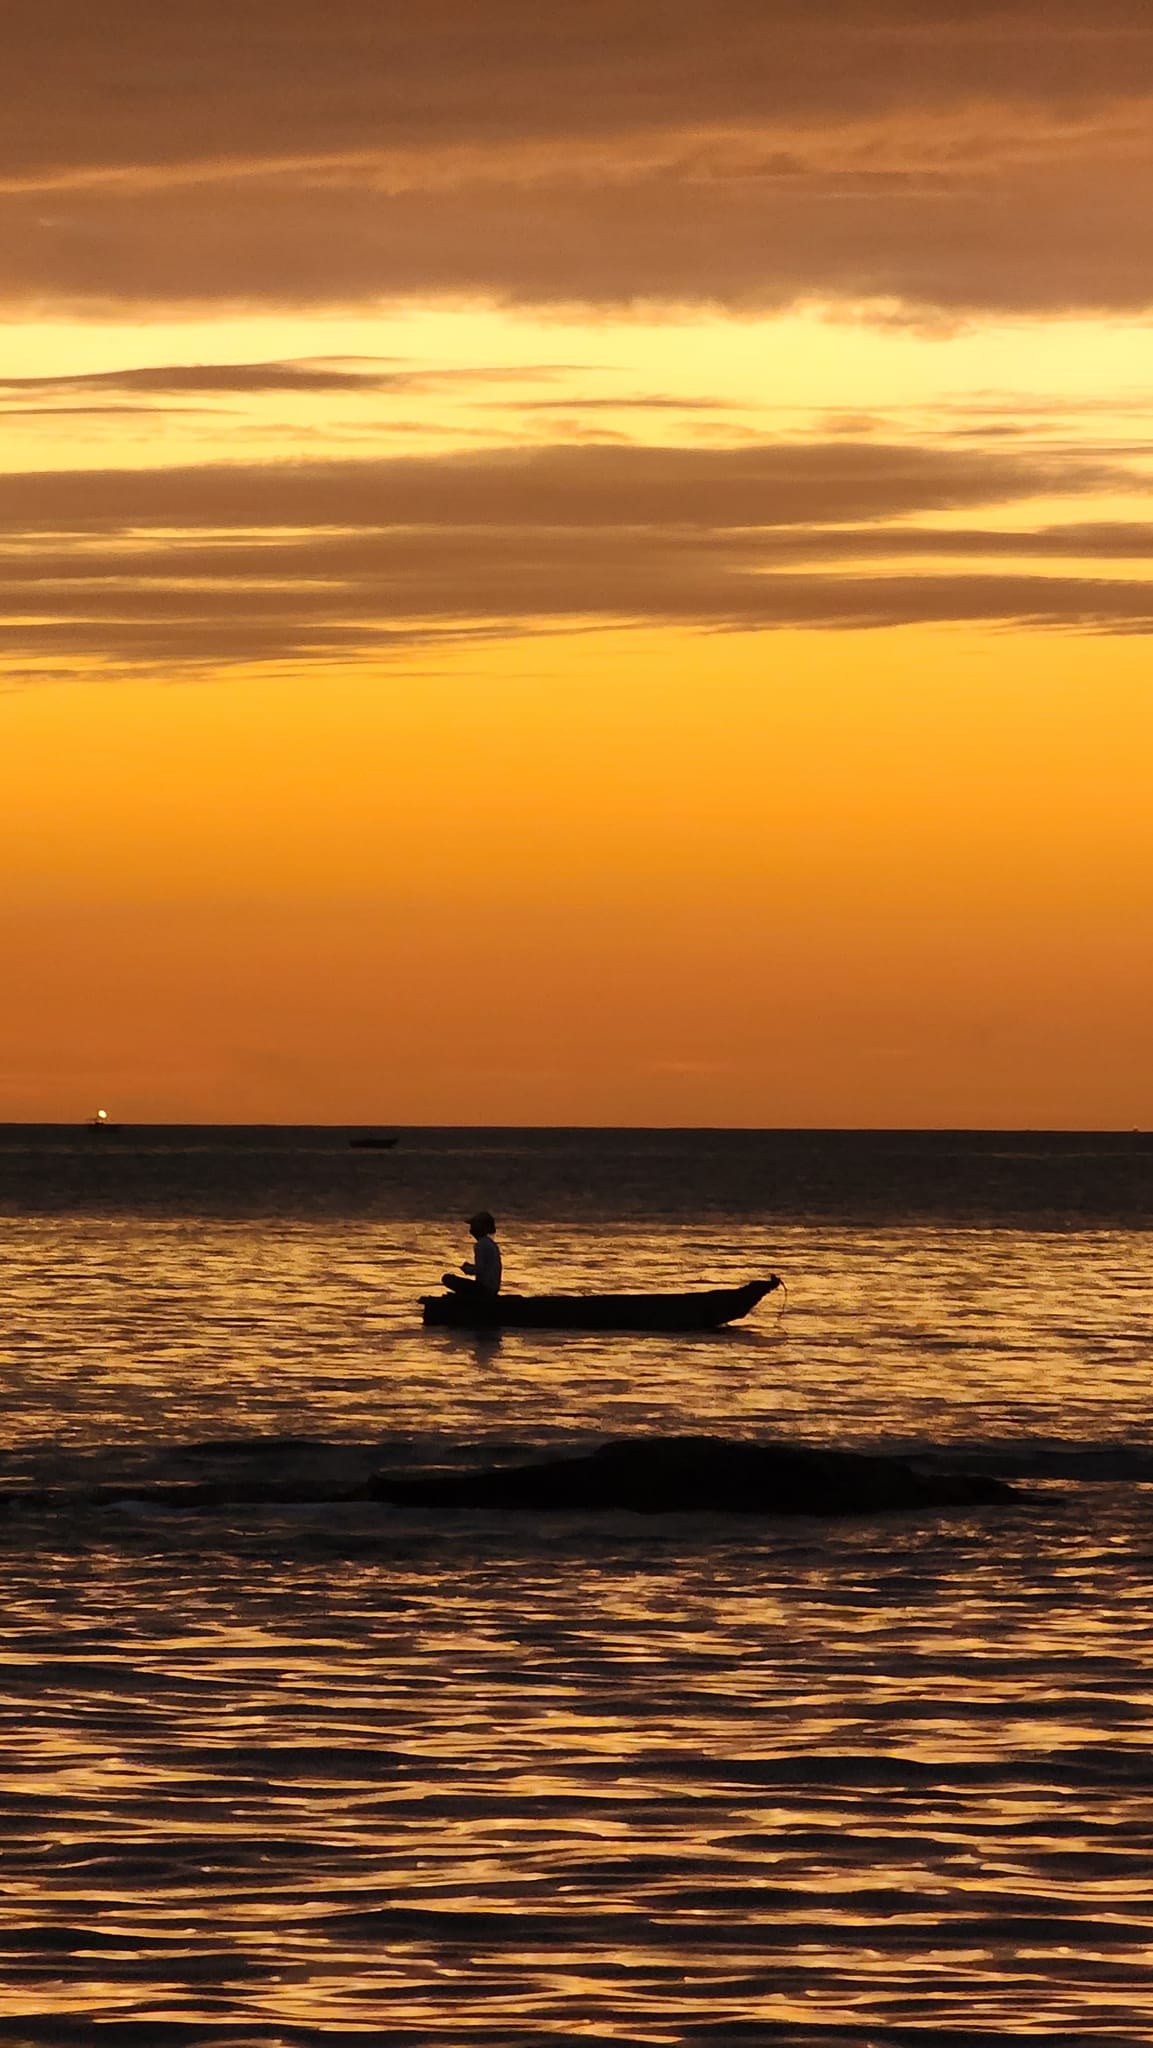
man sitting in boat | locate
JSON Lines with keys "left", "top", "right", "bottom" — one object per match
{"left": 442, "top": 1211, "right": 502, "bottom": 1297}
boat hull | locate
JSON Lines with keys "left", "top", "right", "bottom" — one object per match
{"left": 420, "top": 1278, "right": 780, "bottom": 1331}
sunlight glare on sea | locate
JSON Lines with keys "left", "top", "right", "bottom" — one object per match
{"left": 1, "top": 1127, "right": 1152, "bottom": 2043}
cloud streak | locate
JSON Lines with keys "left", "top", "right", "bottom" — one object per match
{"left": 4, "top": 442, "right": 1150, "bottom": 678}
{"left": 4, "top": 2, "right": 1153, "bottom": 315}
{"left": 8, "top": 2, "right": 1153, "bottom": 180}
{"left": 0, "top": 442, "right": 1120, "bottom": 534}
{"left": 0, "top": 359, "right": 411, "bottom": 396}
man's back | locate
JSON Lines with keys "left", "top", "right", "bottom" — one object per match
{"left": 472, "top": 1232, "right": 502, "bottom": 1293}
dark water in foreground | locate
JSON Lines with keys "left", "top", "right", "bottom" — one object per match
{"left": 1, "top": 1127, "right": 1152, "bottom": 2044}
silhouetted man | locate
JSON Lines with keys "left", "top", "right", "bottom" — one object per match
{"left": 442, "top": 1211, "right": 502, "bottom": 1296}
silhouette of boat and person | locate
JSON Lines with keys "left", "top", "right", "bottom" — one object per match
{"left": 425, "top": 1210, "right": 781, "bottom": 1331}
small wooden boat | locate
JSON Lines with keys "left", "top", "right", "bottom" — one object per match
{"left": 421, "top": 1277, "right": 781, "bottom": 1331}
{"left": 349, "top": 1135, "right": 398, "bottom": 1150}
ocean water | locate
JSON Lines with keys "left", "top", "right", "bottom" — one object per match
{"left": 1, "top": 1125, "right": 1152, "bottom": 2046}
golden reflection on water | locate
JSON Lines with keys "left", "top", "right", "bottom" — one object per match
{"left": 0, "top": 1215, "right": 1150, "bottom": 1455}
{"left": 1, "top": 1215, "right": 1152, "bottom": 2035}
{"left": 3, "top": 1510, "right": 1153, "bottom": 2036}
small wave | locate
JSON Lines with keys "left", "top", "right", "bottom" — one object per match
{"left": 913, "top": 1439, "right": 1153, "bottom": 1483}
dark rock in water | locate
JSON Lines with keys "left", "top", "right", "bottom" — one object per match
{"left": 0, "top": 1435, "right": 1011, "bottom": 1521}
{"left": 365, "top": 1435, "right": 1013, "bottom": 1517}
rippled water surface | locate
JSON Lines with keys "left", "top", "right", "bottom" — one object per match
{"left": 1, "top": 1127, "right": 1152, "bottom": 2044}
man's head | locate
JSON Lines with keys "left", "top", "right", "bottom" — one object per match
{"left": 468, "top": 1210, "right": 497, "bottom": 1239}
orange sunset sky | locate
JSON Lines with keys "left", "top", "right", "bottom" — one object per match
{"left": 3, "top": 0, "right": 1152, "bottom": 1127}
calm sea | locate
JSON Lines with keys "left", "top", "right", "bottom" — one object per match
{"left": 2, "top": 1126, "right": 1152, "bottom": 2045}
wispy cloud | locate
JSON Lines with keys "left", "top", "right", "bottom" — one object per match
{"left": 1, "top": 441, "right": 1118, "bottom": 533}
{"left": 496, "top": 396, "right": 738, "bottom": 413}
{"left": 3, "top": 440, "right": 1148, "bottom": 679}
{"left": 0, "top": 403, "right": 217, "bottom": 417}
{"left": 0, "top": 358, "right": 410, "bottom": 396}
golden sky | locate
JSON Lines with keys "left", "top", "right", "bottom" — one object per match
{"left": 3, "top": 1, "right": 1152, "bottom": 1125}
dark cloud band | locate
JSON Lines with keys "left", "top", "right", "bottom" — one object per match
{"left": 4, "top": 2, "right": 1153, "bottom": 314}
{"left": 3, "top": 442, "right": 1150, "bottom": 677}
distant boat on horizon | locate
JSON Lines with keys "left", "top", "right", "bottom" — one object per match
{"left": 86, "top": 1109, "right": 122, "bottom": 1132}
